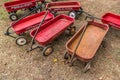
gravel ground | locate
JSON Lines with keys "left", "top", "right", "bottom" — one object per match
{"left": 0, "top": 0, "right": 120, "bottom": 80}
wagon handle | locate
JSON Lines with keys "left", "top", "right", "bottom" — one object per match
{"left": 29, "top": 10, "right": 49, "bottom": 51}
{"left": 5, "top": 5, "right": 42, "bottom": 36}
{"left": 85, "top": 15, "right": 101, "bottom": 21}
{"left": 82, "top": 10, "right": 101, "bottom": 21}
{"left": 85, "top": 16, "right": 94, "bottom": 22}
{"left": 69, "top": 22, "right": 89, "bottom": 65}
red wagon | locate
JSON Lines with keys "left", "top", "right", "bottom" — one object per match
{"left": 46, "top": 1, "right": 83, "bottom": 19}
{"left": 29, "top": 14, "right": 76, "bottom": 56}
{"left": 64, "top": 21, "right": 109, "bottom": 72}
{"left": 85, "top": 12, "right": 120, "bottom": 29}
{"left": 5, "top": 11, "right": 54, "bottom": 46}
{"left": 102, "top": 13, "right": 120, "bottom": 29}
{"left": 4, "top": 0, "right": 45, "bottom": 21}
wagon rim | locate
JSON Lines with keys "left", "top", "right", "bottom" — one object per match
{"left": 42, "top": 45, "right": 54, "bottom": 56}
{"left": 15, "top": 36, "right": 27, "bottom": 46}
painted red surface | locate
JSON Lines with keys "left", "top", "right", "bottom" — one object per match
{"left": 4, "top": 0, "right": 36, "bottom": 12}
{"left": 102, "top": 13, "right": 120, "bottom": 29}
{"left": 46, "top": 1, "right": 81, "bottom": 12}
{"left": 30, "top": 14, "right": 74, "bottom": 46}
{"left": 12, "top": 11, "right": 54, "bottom": 34}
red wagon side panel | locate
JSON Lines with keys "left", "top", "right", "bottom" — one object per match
{"left": 46, "top": 1, "right": 81, "bottom": 12}
{"left": 13, "top": 0, "right": 45, "bottom": 2}
{"left": 4, "top": 0, "right": 36, "bottom": 12}
{"left": 102, "top": 13, "right": 120, "bottom": 29}
{"left": 35, "top": 0, "right": 45, "bottom": 2}
{"left": 12, "top": 11, "right": 54, "bottom": 34}
{"left": 30, "top": 14, "right": 74, "bottom": 46}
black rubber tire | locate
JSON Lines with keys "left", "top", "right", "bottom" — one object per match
{"left": 9, "top": 13, "right": 18, "bottom": 21}
{"left": 15, "top": 36, "right": 27, "bottom": 46}
{"left": 69, "top": 26, "right": 76, "bottom": 35}
{"left": 42, "top": 45, "right": 54, "bottom": 56}
{"left": 64, "top": 51, "right": 71, "bottom": 60}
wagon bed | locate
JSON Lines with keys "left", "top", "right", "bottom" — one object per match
{"left": 4, "top": 0, "right": 35, "bottom": 12}
{"left": 66, "top": 21, "right": 109, "bottom": 62}
{"left": 46, "top": 1, "right": 81, "bottom": 10}
{"left": 12, "top": 11, "right": 54, "bottom": 34}
{"left": 102, "top": 13, "right": 120, "bottom": 29}
{"left": 30, "top": 14, "right": 74, "bottom": 46}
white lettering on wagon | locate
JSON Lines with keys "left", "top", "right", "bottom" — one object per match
{"left": 24, "top": 23, "right": 39, "bottom": 31}
{"left": 53, "top": 8, "right": 73, "bottom": 11}
{"left": 11, "top": 2, "right": 33, "bottom": 9}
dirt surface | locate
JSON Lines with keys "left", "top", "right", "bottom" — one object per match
{"left": 0, "top": 0, "right": 120, "bottom": 80}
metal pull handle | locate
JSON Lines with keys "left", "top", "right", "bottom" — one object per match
{"left": 85, "top": 16, "right": 94, "bottom": 22}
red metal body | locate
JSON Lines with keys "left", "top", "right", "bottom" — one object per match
{"left": 35, "top": 0, "right": 45, "bottom": 2}
{"left": 13, "top": 0, "right": 45, "bottom": 2}
{"left": 66, "top": 21, "right": 109, "bottom": 62}
{"left": 30, "top": 14, "right": 74, "bottom": 46}
{"left": 4, "top": 0, "right": 36, "bottom": 12}
{"left": 46, "top": 1, "right": 81, "bottom": 12}
{"left": 102, "top": 13, "right": 120, "bottom": 29}
{"left": 12, "top": 11, "right": 54, "bottom": 34}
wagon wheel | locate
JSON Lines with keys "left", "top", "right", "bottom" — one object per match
{"left": 64, "top": 51, "right": 71, "bottom": 60}
{"left": 68, "top": 11, "right": 77, "bottom": 19}
{"left": 69, "top": 26, "right": 76, "bottom": 35}
{"left": 42, "top": 45, "right": 54, "bottom": 56}
{"left": 9, "top": 13, "right": 18, "bottom": 21}
{"left": 15, "top": 36, "right": 27, "bottom": 46}
{"left": 83, "top": 61, "right": 91, "bottom": 73}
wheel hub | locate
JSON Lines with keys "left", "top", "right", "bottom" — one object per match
{"left": 16, "top": 37, "right": 27, "bottom": 46}
{"left": 12, "top": 16, "right": 17, "bottom": 20}
{"left": 45, "top": 48, "right": 52, "bottom": 55}
{"left": 69, "top": 12, "right": 76, "bottom": 18}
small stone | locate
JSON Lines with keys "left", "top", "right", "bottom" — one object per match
{"left": 98, "top": 76, "right": 103, "bottom": 80}
{"left": 4, "top": 63, "right": 7, "bottom": 65}
{"left": 53, "top": 58, "right": 58, "bottom": 63}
